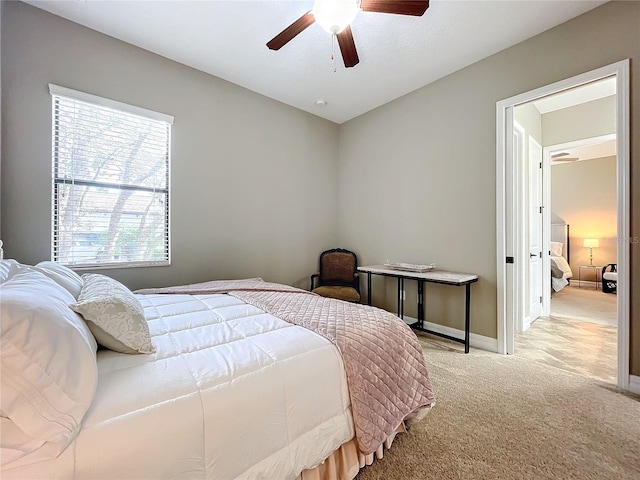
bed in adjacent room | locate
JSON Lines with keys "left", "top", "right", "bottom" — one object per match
{"left": 550, "top": 221, "right": 573, "bottom": 292}
{"left": 0, "top": 261, "right": 435, "bottom": 480}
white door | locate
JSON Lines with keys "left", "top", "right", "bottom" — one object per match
{"left": 528, "top": 138, "right": 543, "bottom": 325}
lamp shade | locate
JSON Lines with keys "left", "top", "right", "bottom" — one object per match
{"left": 583, "top": 238, "right": 599, "bottom": 248}
{"left": 313, "top": 0, "right": 359, "bottom": 35}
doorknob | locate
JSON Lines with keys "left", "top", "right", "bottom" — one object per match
{"left": 530, "top": 253, "right": 537, "bottom": 258}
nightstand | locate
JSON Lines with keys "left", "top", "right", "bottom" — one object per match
{"left": 578, "top": 265, "right": 601, "bottom": 289}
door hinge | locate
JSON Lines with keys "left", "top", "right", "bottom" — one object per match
{"left": 539, "top": 251, "right": 542, "bottom": 258}
{"left": 506, "top": 256, "right": 514, "bottom": 264}
{"left": 540, "top": 296, "right": 543, "bottom": 303}
{"left": 539, "top": 162, "right": 542, "bottom": 169}
{"left": 539, "top": 206, "right": 543, "bottom": 214}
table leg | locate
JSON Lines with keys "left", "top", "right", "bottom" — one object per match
{"left": 397, "top": 277, "right": 405, "bottom": 319}
{"left": 464, "top": 283, "right": 471, "bottom": 354}
{"left": 367, "top": 272, "right": 372, "bottom": 306}
{"left": 401, "top": 277, "right": 405, "bottom": 319}
{"left": 418, "top": 280, "right": 424, "bottom": 329}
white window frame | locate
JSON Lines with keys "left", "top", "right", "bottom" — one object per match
{"left": 49, "top": 84, "right": 174, "bottom": 269}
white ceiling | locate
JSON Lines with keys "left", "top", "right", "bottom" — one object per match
{"left": 532, "top": 77, "right": 617, "bottom": 114}
{"left": 24, "top": 0, "right": 607, "bottom": 124}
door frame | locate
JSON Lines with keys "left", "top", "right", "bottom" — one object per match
{"left": 496, "top": 59, "right": 630, "bottom": 391}
{"left": 526, "top": 136, "right": 543, "bottom": 329}
{"left": 513, "top": 121, "right": 526, "bottom": 334}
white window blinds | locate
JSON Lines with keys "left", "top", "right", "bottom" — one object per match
{"left": 50, "top": 85, "right": 173, "bottom": 268}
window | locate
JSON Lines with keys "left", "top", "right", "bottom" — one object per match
{"left": 50, "top": 85, "right": 173, "bottom": 268}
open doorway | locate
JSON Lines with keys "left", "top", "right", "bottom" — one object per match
{"left": 516, "top": 121, "right": 618, "bottom": 382}
{"left": 496, "top": 60, "right": 631, "bottom": 392}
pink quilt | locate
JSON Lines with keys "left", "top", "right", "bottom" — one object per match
{"left": 136, "top": 279, "right": 436, "bottom": 455}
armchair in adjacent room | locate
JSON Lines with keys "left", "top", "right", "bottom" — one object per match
{"left": 310, "top": 248, "right": 361, "bottom": 302}
{"left": 602, "top": 263, "right": 617, "bottom": 294}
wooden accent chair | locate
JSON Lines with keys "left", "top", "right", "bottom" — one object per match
{"left": 310, "top": 248, "right": 361, "bottom": 302}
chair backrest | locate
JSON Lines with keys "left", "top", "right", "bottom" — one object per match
{"left": 318, "top": 248, "right": 358, "bottom": 287}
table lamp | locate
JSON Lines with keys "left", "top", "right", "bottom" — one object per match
{"left": 583, "top": 238, "right": 599, "bottom": 265}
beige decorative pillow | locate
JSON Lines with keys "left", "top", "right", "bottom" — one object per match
{"left": 71, "top": 274, "right": 155, "bottom": 354}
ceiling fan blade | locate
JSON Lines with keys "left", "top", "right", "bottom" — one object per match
{"left": 267, "top": 11, "right": 315, "bottom": 50}
{"left": 360, "top": 0, "right": 430, "bottom": 16}
{"left": 337, "top": 26, "right": 359, "bottom": 68}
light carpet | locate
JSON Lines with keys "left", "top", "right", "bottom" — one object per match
{"left": 550, "top": 285, "right": 617, "bottom": 327}
{"left": 355, "top": 337, "right": 640, "bottom": 480}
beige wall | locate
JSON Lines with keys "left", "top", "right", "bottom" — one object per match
{"left": 338, "top": 1, "right": 639, "bottom": 373}
{"left": 0, "top": 1, "right": 340, "bottom": 290}
{"left": 551, "top": 156, "right": 617, "bottom": 280}
{"left": 543, "top": 96, "right": 616, "bottom": 146}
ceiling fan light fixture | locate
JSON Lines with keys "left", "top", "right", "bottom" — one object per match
{"left": 313, "top": 0, "right": 359, "bottom": 35}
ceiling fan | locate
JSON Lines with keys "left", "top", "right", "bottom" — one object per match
{"left": 551, "top": 152, "right": 580, "bottom": 162}
{"left": 266, "top": 0, "right": 430, "bottom": 68}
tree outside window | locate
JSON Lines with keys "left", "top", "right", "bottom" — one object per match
{"left": 50, "top": 85, "right": 172, "bottom": 268}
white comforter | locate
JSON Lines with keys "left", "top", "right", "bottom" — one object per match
{"left": 5, "top": 293, "right": 353, "bottom": 480}
{"left": 551, "top": 255, "right": 573, "bottom": 292}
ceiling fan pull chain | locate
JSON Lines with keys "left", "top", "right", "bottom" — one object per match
{"left": 331, "top": 34, "right": 337, "bottom": 73}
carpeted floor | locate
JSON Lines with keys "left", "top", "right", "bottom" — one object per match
{"left": 355, "top": 337, "right": 640, "bottom": 480}
{"left": 550, "top": 284, "right": 617, "bottom": 327}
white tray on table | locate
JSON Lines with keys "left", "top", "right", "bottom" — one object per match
{"left": 383, "top": 262, "right": 436, "bottom": 273}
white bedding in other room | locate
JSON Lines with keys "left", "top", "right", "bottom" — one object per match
{"left": 551, "top": 276, "right": 569, "bottom": 292}
{"left": 4, "top": 293, "right": 353, "bottom": 480}
{"left": 550, "top": 255, "right": 573, "bottom": 292}
{"left": 551, "top": 255, "right": 573, "bottom": 279}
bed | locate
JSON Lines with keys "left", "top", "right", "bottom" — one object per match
{"left": 0, "top": 260, "right": 435, "bottom": 480}
{"left": 550, "top": 222, "right": 573, "bottom": 292}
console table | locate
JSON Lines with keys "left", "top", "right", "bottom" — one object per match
{"left": 357, "top": 265, "right": 479, "bottom": 353}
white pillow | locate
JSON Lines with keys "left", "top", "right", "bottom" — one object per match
{"left": 0, "top": 259, "right": 20, "bottom": 283}
{"left": 32, "top": 261, "right": 83, "bottom": 299}
{"left": 550, "top": 241, "right": 564, "bottom": 257}
{"left": 0, "top": 269, "right": 98, "bottom": 457}
{"left": 71, "top": 274, "right": 155, "bottom": 355}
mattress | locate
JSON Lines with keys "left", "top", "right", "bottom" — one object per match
{"left": 4, "top": 293, "right": 354, "bottom": 480}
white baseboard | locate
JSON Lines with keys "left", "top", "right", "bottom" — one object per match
{"left": 574, "top": 280, "right": 600, "bottom": 289}
{"left": 403, "top": 315, "right": 498, "bottom": 353}
{"left": 628, "top": 375, "right": 640, "bottom": 395}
